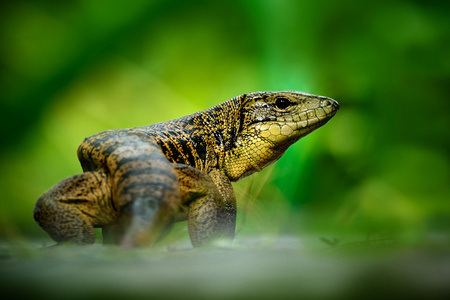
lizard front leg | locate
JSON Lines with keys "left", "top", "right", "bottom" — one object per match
{"left": 175, "top": 165, "right": 236, "bottom": 247}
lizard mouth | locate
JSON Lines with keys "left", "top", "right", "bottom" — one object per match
{"left": 290, "top": 103, "right": 339, "bottom": 138}
{"left": 248, "top": 97, "right": 339, "bottom": 127}
{"left": 248, "top": 100, "right": 339, "bottom": 143}
{"left": 287, "top": 98, "right": 339, "bottom": 132}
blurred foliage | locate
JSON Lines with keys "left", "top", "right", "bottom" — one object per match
{"left": 0, "top": 0, "right": 449, "bottom": 251}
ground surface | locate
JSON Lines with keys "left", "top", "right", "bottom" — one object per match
{"left": 1, "top": 236, "right": 449, "bottom": 300}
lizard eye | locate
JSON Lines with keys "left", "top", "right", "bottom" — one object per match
{"left": 275, "top": 97, "right": 292, "bottom": 110}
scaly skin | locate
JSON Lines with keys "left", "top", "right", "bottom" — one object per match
{"left": 34, "top": 91, "right": 339, "bottom": 247}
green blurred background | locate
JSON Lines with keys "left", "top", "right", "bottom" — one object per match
{"left": 0, "top": 0, "right": 449, "bottom": 249}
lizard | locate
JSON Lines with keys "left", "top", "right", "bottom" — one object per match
{"left": 34, "top": 91, "right": 339, "bottom": 248}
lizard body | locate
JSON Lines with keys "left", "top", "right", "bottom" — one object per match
{"left": 34, "top": 91, "right": 339, "bottom": 247}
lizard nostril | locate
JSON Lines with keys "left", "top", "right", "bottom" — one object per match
{"left": 321, "top": 99, "right": 339, "bottom": 110}
{"left": 321, "top": 100, "right": 330, "bottom": 107}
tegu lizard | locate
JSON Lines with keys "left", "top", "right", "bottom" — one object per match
{"left": 34, "top": 91, "right": 339, "bottom": 248}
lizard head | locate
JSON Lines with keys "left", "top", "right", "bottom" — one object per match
{"left": 223, "top": 91, "right": 339, "bottom": 181}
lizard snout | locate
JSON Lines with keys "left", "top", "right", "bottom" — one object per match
{"left": 320, "top": 98, "right": 340, "bottom": 110}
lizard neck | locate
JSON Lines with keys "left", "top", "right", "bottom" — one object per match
{"left": 187, "top": 96, "right": 243, "bottom": 169}
{"left": 145, "top": 96, "right": 243, "bottom": 173}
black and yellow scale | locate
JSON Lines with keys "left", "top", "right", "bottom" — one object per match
{"left": 34, "top": 91, "right": 339, "bottom": 248}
